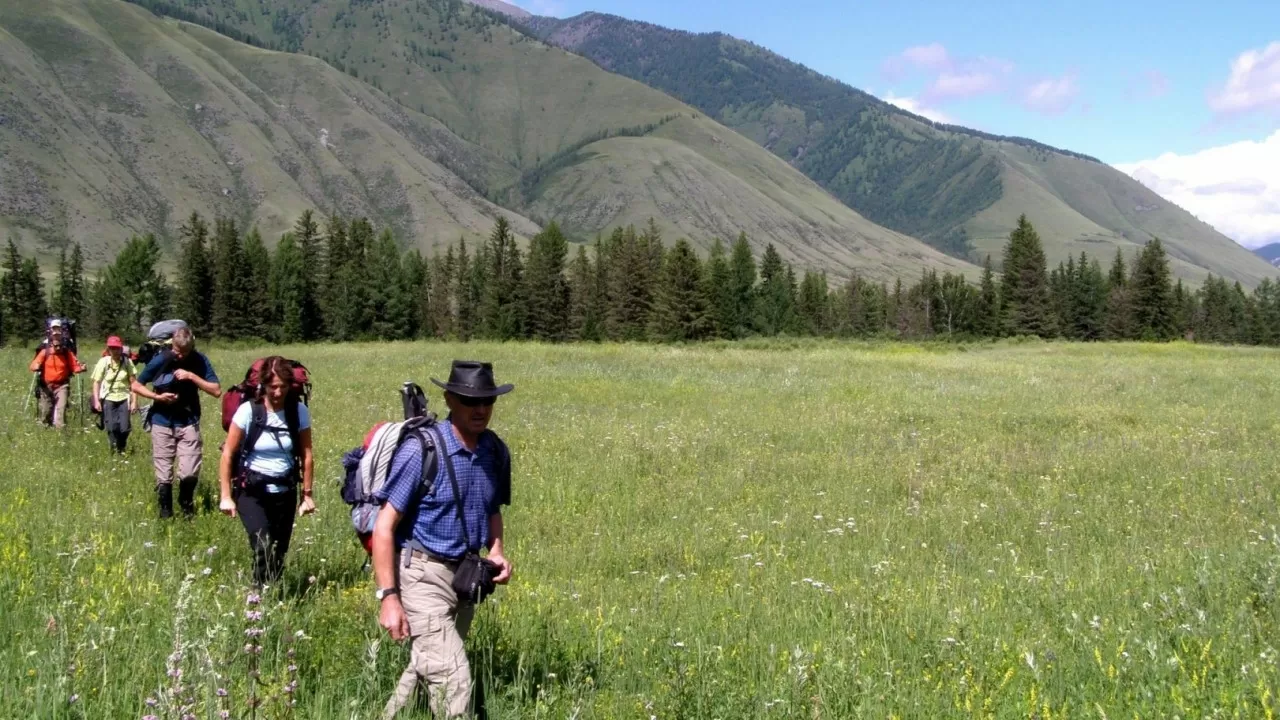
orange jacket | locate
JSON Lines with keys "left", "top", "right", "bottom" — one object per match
{"left": 30, "top": 348, "right": 83, "bottom": 386}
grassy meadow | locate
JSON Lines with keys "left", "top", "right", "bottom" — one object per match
{"left": 3, "top": 339, "right": 1280, "bottom": 718}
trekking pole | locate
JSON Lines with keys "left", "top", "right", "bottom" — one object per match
{"left": 23, "top": 372, "right": 37, "bottom": 417}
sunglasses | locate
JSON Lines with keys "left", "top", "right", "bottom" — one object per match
{"left": 456, "top": 395, "right": 496, "bottom": 407}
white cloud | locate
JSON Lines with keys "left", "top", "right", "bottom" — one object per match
{"left": 880, "top": 93, "right": 954, "bottom": 124}
{"left": 1210, "top": 41, "right": 1280, "bottom": 115}
{"left": 1115, "top": 130, "right": 1280, "bottom": 248}
{"left": 900, "top": 43, "right": 950, "bottom": 70}
{"left": 1020, "top": 72, "right": 1079, "bottom": 115}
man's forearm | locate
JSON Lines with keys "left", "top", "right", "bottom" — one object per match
{"left": 487, "top": 513, "right": 504, "bottom": 554}
{"left": 194, "top": 377, "right": 222, "bottom": 397}
{"left": 131, "top": 381, "right": 159, "bottom": 400}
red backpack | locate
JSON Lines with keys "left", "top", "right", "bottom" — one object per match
{"left": 220, "top": 357, "right": 312, "bottom": 432}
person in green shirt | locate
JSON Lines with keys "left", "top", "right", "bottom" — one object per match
{"left": 91, "top": 336, "right": 138, "bottom": 454}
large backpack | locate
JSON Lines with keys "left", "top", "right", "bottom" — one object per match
{"left": 136, "top": 319, "right": 187, "bottom": 367}
{"left": 340, "top": 383, "right": 511, "bottom": 552}
{"left": 220, "top": 357, "right": 312, "bottom": 433}
{"left": 34, "top": 316, "right": 77, "bottom": 356}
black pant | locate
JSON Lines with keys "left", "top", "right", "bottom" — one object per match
{"left": 236, "top": 485, "right": 298, "bottom": 587}
{"left": 103, "top": 399, "right": 131, "bottom": 452}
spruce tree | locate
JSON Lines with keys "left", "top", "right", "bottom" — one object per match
{"left": 63, "top": 243, "right": 86, "bottom": 323}
{"left": 18, "top": 258, "right": 47, "bottom": 341}
{"left": 728, "top": 233, "right": 757, "bottom": 338}
{"left": 0, "top": 239, "right": 18, "bottom": 343}
{"left": 428, "top": 247, "right": 455, "bottom": 339}
{"left": 173, "top": 211, "right": 213, "bottom": 334}
{"left": 1129, "top": 238, "right": 1176, "bottom": 341}
{"left": 86, "top": 269, "right": 130, "bottom": 339}
{"left": 524, "top": 223, "right": 570, "bottom": 342}
{"left": 111, "top": 234, "right": 168, "bottom": 333}
{"left": 566, "top": 244, "right": 597, "bottom": 341}
{"left": 755, "top": 244, "right": 795, "bottom": 335}
{"left": 372, "top": 230, "right": 410, "bottom": 339}
{"left": 241, "top": 227, "right": 273, "bottom": 339}
{"left": 648, "top": 239, "right": 710, "bottom": 342}
{"left": 1075, "top": 255, "right": 1107, "bottom": 341}
{"left": 796, "top": 270, "right": 830, "bottom": 336}
{"left": 271, "top": 233, "right": 307, "bottom": 343}
{"left": 702, "top": 239, "right": 733, "bottom": 339}
{"left": 999, "top": 215, "right": 1056, "bottom": 337}
{"left": 975, "top": 255, "right": 1000, "bottom": 337}
{"left": 211, "top": 218, "right": 249, "bottom": 338}
{"left": 293, "top": 210, "right": 324, "bottom": 339}
{"left": 454, "top": 238, "right": 474, "bottom": 341}
{"left": 478, "top": 217, "right": 525, "bottom": 340}
{"left": 324, "top": 215, "right": 350, "bottom": 339}
{"left": 401, "top": 250, "right": 428, "bottom": 339}
{"left": 605, "top": 226, "right": 654, "bottom": 341}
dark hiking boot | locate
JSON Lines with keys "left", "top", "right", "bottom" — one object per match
{"left": 178, "top": 478, "right": 198, "bottom": 519}
{"left": 157, "top": 484, "right": 174, "bottom": 519}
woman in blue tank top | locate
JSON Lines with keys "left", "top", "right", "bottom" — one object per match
{"left": 218, "top": 357, "right": 315, "bottom": 588}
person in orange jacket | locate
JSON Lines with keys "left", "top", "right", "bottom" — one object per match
{"left": 29, "top": 319, "right": 86, "bottom": 428}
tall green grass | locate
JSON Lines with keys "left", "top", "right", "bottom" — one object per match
{"left": 3, "top": 341, "right": 1279, "bottom": 718}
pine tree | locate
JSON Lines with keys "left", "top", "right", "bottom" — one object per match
{"left": 365, "top": 229, "right": 407, "bottom": 339}
{"left": 1172, "top": 279, "right": 1195, "bottom": 339}
{"left": 796, "top": 270, "right": 830, "bottom": 336}
{"left": 86, "top": 269, "right": 130, "bottom": 339}
{"left": 335, "top": 218, "right": 375, "bottom": 340}
{"left": 323, "top": 215, "right": 349, "bottom": 339}
{"left": 63, "top": 243, "right": 86, "bottom": 323}
{"left": 241, "top": 227, "right": 273, "bottom": 339}
{"left": 702, "top": 239, "right": 733, "bottom": 339}
{"left": 524, "top": 223, "right": 570, "bottom": 342}
{"left": 605, "top": 226, "right": 655, "bottom": 341}
{"left": 728, "top": 233, "right": 757, "bottom": 338}
{"left": 211, "top": 218, "right": 249, "bottom": 338}
{"left": 454, "top": 238, "right": 475, "bottom": 341}
{"left": 974, "top": 255, "right": 1000, "bottom": 337}
{"left": 1129, "top": 238, "right": 1176, "bottom": 341}
{"left": 1108, "top": 248, "right": 1128, "bottom": 289}
{"left": 428, "top": 247, "right": 455, "bottom": 338}
{"left": 271, "top": 233, "right": 307, "bottom": 343}
{"left": 648, "top": 239, "right": 710, "bottom": 342}
{"left": 173, "top": 211, "right": 213, "bottom": 334}
{"left": 401, "top": 250, "right": 428, "bottom": 339}
{"left": 936, "top": 272, "right": 976, "bottom": 335}
{"left": 566, "top": 244, "right": 597, "bottom": 341}
{"left": 478, "top": 217, "right": 525, "bottom": 340}
{"left": 17, "top": 258, "right": 47, "bottom": 341}
{"left": 1075, "top": 255, "right": 1107, "bottom": 341}
{"left": 999, "top": 215, "right": 1056, "bottom": 337}
{"left": 755, "top": 244, "right": 795, "bottom": 335}
{"left": 111, "top": 234, "right": 168, "bottom": 333}
{"left": 293, "top": 210, "right": 324, "bottom": 340}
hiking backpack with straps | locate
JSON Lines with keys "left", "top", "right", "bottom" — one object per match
{"left": 220, "top": 356, "right": 312, "bottom": 433}
{"left": 232, "top": 400, "right": 304, "bottom": 488}
{"left": 340, "top": 383, "right": 510, "bottom": 549}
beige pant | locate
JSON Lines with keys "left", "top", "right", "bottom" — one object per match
{"left": 37, "top": 383, "right": 69, "bottom": 428}
{"left": 383, "top": 553, "right": 475, "bottom": 719}
{"left": 151, "top": 423, "right": 203, "bottom": 486}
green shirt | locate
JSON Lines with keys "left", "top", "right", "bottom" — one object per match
{"left": 92, "top": 356, "right": 136, "bottom": 403}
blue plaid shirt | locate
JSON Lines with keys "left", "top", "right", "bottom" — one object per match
{"left": 377, "top": 419, "right": 510, "bottom": 559}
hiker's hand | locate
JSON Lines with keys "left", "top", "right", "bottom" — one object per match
{"left": 380, "top": 597, "right": 410, "bottom": 641}
{"left": 298, "top": 495, "right": 316, "bottom": 516}
{"left": 129, "top": 401, "right": 137, "bottom": 413}
{"left": 156, "top": 392, "right": 178, "bottom": 404}
{"left": 488, "top": 553, "right": 513, "bottom": 584}
{"left": 219, "top": 497, "right": 237, "bottom": 518}
{"left": 91, "top": 398, "right": 101, "bottom": 412}
{"left": 173, "top": 369, "right": 194, "bottom": 382}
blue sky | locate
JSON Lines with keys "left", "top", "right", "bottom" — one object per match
{"left": 516, "top": 0, "right": 1280, "bottom": 246}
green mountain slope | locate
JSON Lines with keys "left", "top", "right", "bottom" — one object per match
{"left": 529, "top": 11, "right": 1278, "bottom": 286}
{"left": 0, "top": 0, "right": 977, "bottom": 282}
{"left": 0, "top": 0, "right": 538, "bottom": 263}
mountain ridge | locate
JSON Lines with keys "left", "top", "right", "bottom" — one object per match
{"left": 0, "top": 0, "right": 977, "bottom": 283}
{"left": 519, "top": 8, "right": 1278, "bottom": 287}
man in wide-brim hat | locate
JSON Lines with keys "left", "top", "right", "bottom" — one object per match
{"left": 373, "top": 361, "right": 515, "bottom": 719}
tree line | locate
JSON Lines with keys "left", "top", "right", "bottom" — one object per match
{"left": 1, "top": 212, "right": 1277, "bottom": 347}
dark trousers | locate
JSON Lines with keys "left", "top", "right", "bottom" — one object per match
{"left": 236, "top": 486, "right": 298, "bottom": 587}
{"left": 103, "top": 399, "right": 131, "bottom": 452}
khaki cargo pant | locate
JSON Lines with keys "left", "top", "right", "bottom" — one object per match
{"left": 36, "top": 383, "right": 69, "bottom": 428}
{"left": 383, "top": 553, "right": 475, "bottom": 720}
{"left": 151, "top": 423, "right": 203, "bottom": 486}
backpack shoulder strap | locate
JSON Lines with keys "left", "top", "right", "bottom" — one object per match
{"left": 284, "top": 400, "right": 303, "bottom": 461}
{"left": 240, "top": 402, "right": 268, "bottom": 466}
{"left": 407, "top": 422, "right": 440, "bottom": 499}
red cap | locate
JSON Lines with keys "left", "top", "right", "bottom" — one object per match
{"left": 106, "top": 336, "right": 124, "bottom": 349}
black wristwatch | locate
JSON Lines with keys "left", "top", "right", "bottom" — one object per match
{"left": 375, "top": 587, "right": 399, "bottom": 601}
